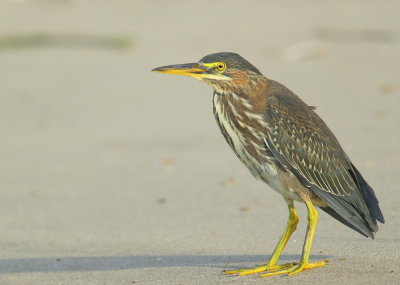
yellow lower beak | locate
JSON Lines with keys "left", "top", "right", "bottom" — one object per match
{"left": 152, "top": 63, "right": 207, "bottom": 78}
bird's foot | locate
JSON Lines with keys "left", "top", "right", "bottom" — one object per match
{"left": 225, "top": 260, "right": 328, "bottom": 277}
{"left": 224, "top": 263, "right": 296, "bottom": 276}
{"left": 259, "top": 260, "right": 328, "bottom": 277}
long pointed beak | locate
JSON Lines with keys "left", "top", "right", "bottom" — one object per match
{"left": 152, "top": 63, "right": 207, "bottom": 78}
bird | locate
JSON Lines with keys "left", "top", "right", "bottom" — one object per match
{"left": 152, "top": 52, "right": 384, "bottom": 277}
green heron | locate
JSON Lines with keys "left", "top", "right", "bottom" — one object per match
{"left": 152, "top": 52, "right": 384, "bottom": 277}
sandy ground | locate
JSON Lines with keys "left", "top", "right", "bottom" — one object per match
{"left": 0, "top": 1, "right": 399, "bottom": 284}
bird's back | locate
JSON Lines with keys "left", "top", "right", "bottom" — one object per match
{"left": 263, "top": 80, "right": 384, "bottom": 237}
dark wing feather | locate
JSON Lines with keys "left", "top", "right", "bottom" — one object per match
{"left": 264, "top": 81, "right": 384, "bottom": 238}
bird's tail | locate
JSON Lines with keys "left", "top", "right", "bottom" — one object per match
{"left": 350, "top": 163, "right": 385, "bottom": 224}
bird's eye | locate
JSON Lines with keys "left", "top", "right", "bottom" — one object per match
{"left": 216, "top": 62, "right": 226, "bottom": 72}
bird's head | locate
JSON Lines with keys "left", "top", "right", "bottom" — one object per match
{"left": 152, "top": 52, "right": 263, "bottom": 94}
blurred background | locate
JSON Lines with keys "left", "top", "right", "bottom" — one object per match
{"left": 0, "top": 1, "right": 399, "bottom": 284}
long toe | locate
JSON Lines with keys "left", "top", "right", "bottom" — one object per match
{"left": 224, "top": 263, "right": 298, "bottom": 276}
{"left": 259, "top": 260, "right": 327, "bottom": 277}
{"left": 225, "top": 264, "right": 270, "bottom": 276}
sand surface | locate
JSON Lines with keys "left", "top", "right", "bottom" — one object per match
{"left": 0, "top": 1, "right": 399, "bottom": 284}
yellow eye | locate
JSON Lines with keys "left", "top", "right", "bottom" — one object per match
{"left": 216, "top": 62, "right": 226, "bottom": 72}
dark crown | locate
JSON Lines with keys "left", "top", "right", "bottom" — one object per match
{"left": 199, "top": 52, "right": 262, "bottom": 75}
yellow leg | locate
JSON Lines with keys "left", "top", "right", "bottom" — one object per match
{"left": 259, "top": 198, "right": 327, "bottom": 277}
{"left": 225, "top": 199, "right": 299, "bottom": 276}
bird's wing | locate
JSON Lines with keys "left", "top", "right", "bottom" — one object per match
{"left": 264, "top": 81, "right": 382, "bottom": 237}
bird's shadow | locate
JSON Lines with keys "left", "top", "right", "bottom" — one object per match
{"left": 0, "top": 254, "right": 330, "bottom": 274}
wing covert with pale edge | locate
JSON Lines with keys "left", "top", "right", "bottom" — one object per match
{"left": 264, "top": 80, "right": 384, "bottom": 237}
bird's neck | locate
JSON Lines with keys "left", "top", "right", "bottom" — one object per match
{"left": 212, "top": 76, "right": 270, "bottom": 164}
{"left": 213, "top": 75, "right": 269, "bottom": 114}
